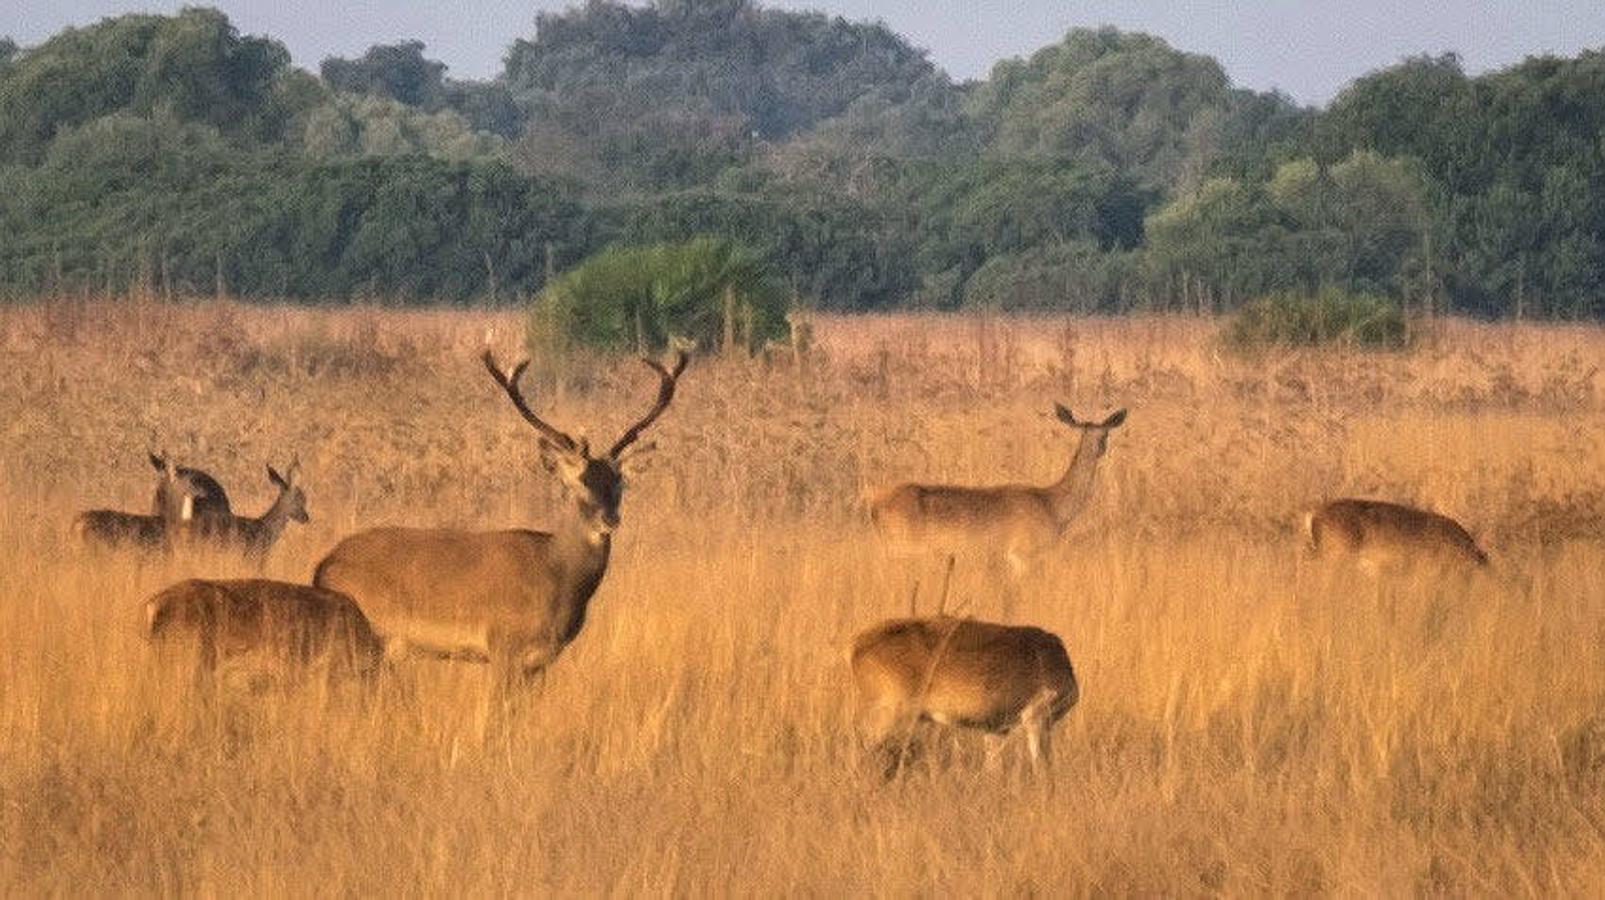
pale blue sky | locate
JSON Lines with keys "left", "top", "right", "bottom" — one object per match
{"left": 6, "top": 1, "right": 1604, "bottom": 105}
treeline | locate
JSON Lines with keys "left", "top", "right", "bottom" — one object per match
{"left": 0, "top": 3, "right": 1600, "bottom": 317}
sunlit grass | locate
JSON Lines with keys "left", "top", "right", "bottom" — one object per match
{"left": 1, "top": 300, "right": 1602, "bottom": 893}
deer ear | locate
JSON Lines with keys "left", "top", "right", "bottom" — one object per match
{"left": 535, "top": 438, "right": 564, "bottom": 472}
{"left": 1054, "top": 403, "right": 1077, "bottom": 426}
{"left": 267, "top": 465, "right": 287, "bottom": 489}
{"left": 1101, "top": 409, "right": 1128, "bottom": 428}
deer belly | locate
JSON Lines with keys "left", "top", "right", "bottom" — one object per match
{"left": 383, "top": 617, "right": 492, "bottom": 662}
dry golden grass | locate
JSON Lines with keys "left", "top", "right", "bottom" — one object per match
{"left": 1, "top": 299, "right": 1603, "bottom": 894}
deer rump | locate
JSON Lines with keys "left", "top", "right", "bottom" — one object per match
{"left": 851, "top": 617, "right": 1079, "bottom": 732}
{"left": 145, "top": 578, "right": 382, "bottom": 678}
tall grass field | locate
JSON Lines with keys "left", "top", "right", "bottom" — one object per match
{"left": 2, "top": 300, "right": 1602, "bottom": 894}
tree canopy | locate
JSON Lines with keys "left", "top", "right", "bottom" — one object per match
{"left": 0, "top": 6, "right": 1600, "bottom": 318}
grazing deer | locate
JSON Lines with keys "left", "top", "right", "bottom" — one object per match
{"left": 71, "top": 455, "right": 200, "bottom": 552}
{"left": 149, "top": 451, "right": 232, "bottom": 521}
{"left": 851, "top": 616, "right": 1079, "bottom": 778}
{"left": 312, "top": 349, "right": 687, "bottom": 694}
{"left": 145, "top": 578, "right": 383, "bottom": 687}
{"left": 1302, "top": 498, "right": 1488, "bottom": 574}
{"left": 180, "top": 460, "right": 310, "bottom": 562}
{"left": 870, "top": 406, "right": 1127, "bottom": 575}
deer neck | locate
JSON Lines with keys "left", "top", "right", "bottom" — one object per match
{"left": 551, "top": 513, "right": 613, "bottom": 594}
{"left": 1042, "top": 433, "right": 1107, "bottom": 531}
{"left": 248, "top": 493, "right": 294, "bottom": 545}
{"left": 546, "top": 513, "right": 613, "bottom": 646}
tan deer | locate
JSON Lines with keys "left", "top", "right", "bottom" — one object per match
{"left": 144, "top": 578, "right": 383, "bottom": 687}
{"left": 312, "top": 349, "right": 687, "bottom": 692}
{"left": 870, "top": 406, "right": 1128, "bottom": 575}
{"left": 1302, "top": 498, "right": 1489, "bottom": 574}
{"left": 850, "top": 616, "right": 1079, "bottom": 778}
{"left": 180, "top": 460, "right": 310, "bottom": 562}
{"left": 72, "top": 454, "right": 205, "bottom": 552}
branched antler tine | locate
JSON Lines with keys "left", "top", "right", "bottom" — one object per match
{"left": 608, "top": 350, "right": 687, "bottom": 459}
{"left": 481, "top": 350, "right": 578, "bottom": 452}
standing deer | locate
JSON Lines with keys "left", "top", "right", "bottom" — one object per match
{"left": 180, "top": 460, "right": 310, "bottom": 562}
{"left": 72, "top": 455, "right": 202, "bottom": 552}
{"left": 145, "top": 578, "right": 383, "bottom": 688}
{"left": 870, "top": 405, "right": 1127, "bottom": 578}
{"left": 1302, "top": 498, "right": 1488, "bottom": 574}
{"left": 850, "top": 616, "right": 1079, "bottom": 778}
{"left": 149, "top": 451, "right": 232, "bottom": 521}
{"left": 312, "top": 350, "right": 687, "bottom": 694}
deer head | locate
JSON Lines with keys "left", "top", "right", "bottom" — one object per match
{"left": 482, "top": 350, "right": 687, "bottom": 540}
{"left": 149, "top": 451, "right": 196, "bottom": 524}
{"left": 267, "top": 458, "right": 310, "bottom": 524}
{"left": 1054, "top": 404, "right": 1127, "bottom": 459}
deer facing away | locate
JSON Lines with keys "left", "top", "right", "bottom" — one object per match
{"left": 870, "top": 405, "right": 1127, "bottom": 574}
{"left": 312, "top": 350, "right": 687, "bottom": 692}
{"left": 1303, "top": 498, "right": 1488, "bottom": 574}
{"left": 145, "top": 578, "right": 383, "bottom": 687}
{"left": 851, "top": 616, "right": 1080, "bottom": 778}
{"left": 149, "top": 451, "right": 232, "bottom": 521}
{"left": 72, "top": 454, "right": 211, "bottom": 552}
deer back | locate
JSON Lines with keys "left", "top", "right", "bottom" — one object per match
{"left": 71, "top": 509, "right": 168, "bottom": 552}
{"left": 1306, "top": 499, "right": 1487, "bottom": 566}
{"left": 851, "top": 617, "right": 1078, "bottom": 731}
{"left": 145, "top": 578, "right": 382, "bottom": 677}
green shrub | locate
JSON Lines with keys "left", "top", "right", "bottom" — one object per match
{"left": 529, "top": 237, "right": 786, "bottom": 354}
{"left": 1227, "top": 288, "right": 1412, "bottom": 349}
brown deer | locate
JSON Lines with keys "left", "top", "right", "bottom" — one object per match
{"left": 870, "top": 406, "right": 1127, "bottom": 575}
{"left": 180, "top": 460, "right": 309, "bottom": 562}
{"left": 149, "top": 451, "right": 232, "bottom": 521}
{"left": 144, "top": 578, "right": 383, "bottom": 687}
{"left": 72, "top": 455, "right": 202, "bottom": 552}
{"left": 850, "top": 616, "right": 1079, "bottom": 778}
{"left": 1303, "top": 498, "right": 1489, "bottom": 574}
{"left": 312, "top": 350, "right": 687, "bottom": 693}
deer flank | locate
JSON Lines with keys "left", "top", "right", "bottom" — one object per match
{"left": 1303, "top": 498, "right": 1488, "bottom": 573}
{"left": 145, "top": 578, "right": 383, "bottom": 684}
{"left": 851, "top": 616, "right": 1079, "bottom": 777}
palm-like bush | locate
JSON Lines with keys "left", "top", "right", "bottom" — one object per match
{"left": 530, "top": 237, "right": 786, "bottom": 353}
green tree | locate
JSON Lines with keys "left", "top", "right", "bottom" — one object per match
{"left": 533, "top": 237, "right": 786, "bottom": 351}
{"left": 321, "top": 41, "right": 445, "bottom": 108}
{"left": 0, "top": 9, "right": 295, "bottom": 162}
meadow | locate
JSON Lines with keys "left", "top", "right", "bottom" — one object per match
{"left": 1, "top": 300, "right": 1603, "bottom": 894}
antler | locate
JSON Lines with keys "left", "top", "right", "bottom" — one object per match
{"left": 608, "top": 351, "right": 688, "bottom": 459}
{"left": 482, "top": 350, "right": 580, "bottom": 453}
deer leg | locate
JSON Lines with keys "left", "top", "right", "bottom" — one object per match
{"left": 858, "top": 699, "right": 915, "bottom": 780}
{"left": 1021, "top": 691, "right": 1057, "bottom": 773}
{"left": 983, "top": 731, "right": 1011, "bottom": 774}
{"left": 989, "top": 553, "right": 1023, "bottom": 621}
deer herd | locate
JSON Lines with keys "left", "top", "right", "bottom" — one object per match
{"left": 73, "top": 347, "right": 1491, "bottom": 778}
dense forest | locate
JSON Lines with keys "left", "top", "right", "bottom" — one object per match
{"left": 0, "top": 2, "right": 1600, "bottom": 318}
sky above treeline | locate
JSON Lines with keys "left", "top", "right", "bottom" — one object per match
{"left": 7, "top": 0, "right": 1604, "bottom": 105}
